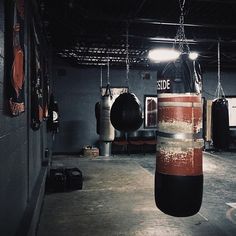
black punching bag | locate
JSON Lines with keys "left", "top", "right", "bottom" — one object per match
{"left": 212, "top": 98, "right": 230, "bottom": 150}
{"left": 95, "top": 102, "right": 100, "bottom": 135}
{"left": 110, "top": 92, "right": 143, "bottom": 132}
{"left": 155, "top": 54, "right": 203, "bottom": 217}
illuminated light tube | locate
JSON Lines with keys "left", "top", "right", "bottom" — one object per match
{"left": 189, "top": 52, "right": 199, "bottom": 60}
{"left": 148, "top": 48, "right": 180, "bottom": 62}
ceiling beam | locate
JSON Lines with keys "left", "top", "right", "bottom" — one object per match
{"left": 192, "top": 0, "right": 236, "bottom": 3}
{"left": 80, "top": 16, "right": 236, "bottom": 30}
{"left": 131, "top": 18, "right": 236, "bottom": 29}
{"left": 127, "top": 35, "right": 236, "bottom": 44}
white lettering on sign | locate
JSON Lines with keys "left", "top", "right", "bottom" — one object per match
{"left": 157, "top": 79, "right": 171, "bottom": 90}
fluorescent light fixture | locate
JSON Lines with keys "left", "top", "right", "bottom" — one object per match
{"left": 148, "top": 48, "right": 180, "bottom": 62}
{"left": 189, "top": 52, "right": 199, "bottom": 60}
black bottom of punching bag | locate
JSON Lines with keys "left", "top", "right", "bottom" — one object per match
{"left": 155, "top": 172, "right": 203, "bottom": 217}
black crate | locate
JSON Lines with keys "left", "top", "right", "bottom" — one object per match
{"left": 65, "top": 167, "right": 83, "bottom": 191}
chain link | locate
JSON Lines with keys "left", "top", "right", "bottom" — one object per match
{"left": 215, "top": 41, "right": 225, "bottom": 98}
{"left": 107, "top": 56, "right": 110, "bottom": 85}
{"left": 174, "top": 0, "right": 190, "bottom": 53}
{"left": 126, "top": 23, "right": 130, "bottom": 89}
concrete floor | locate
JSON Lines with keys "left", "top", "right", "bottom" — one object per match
{"left": 37, "top": 151, "right": 236, "bottom": 236}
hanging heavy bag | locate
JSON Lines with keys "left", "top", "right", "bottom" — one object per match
{"left": 100, "top": 84, "right": 115, "bottom": 142}
{"left": 211, "top": 42, "right": 229, "bottom": 151}
{"left": 95, "top": 102, "right": 100, "bottom": 135}
{"left": 155, "top": 54, "right": 204, "bottom": 217}
{"left": 110, "top": 92, "right": 143, "bottom": 132}
{"left": 212, "top": 98, "right": 230, "bottom": 150}
{"left": 157, "top": 53, "right": 202, "bottom": 94}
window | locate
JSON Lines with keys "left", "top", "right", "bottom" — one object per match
{"left": 144, "top": 95, "right": 157, "bottom": 128}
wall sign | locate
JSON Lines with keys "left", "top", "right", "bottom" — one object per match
{"left": 226, "top": 97, "right": 236, "bottom": 127}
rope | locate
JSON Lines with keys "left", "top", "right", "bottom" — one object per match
{"left": 126, "top": 22, "right": 130, "bottom": 90}
{"left": 214, "top": 41, "right": 225, "bottom": 99}
{"left": 100, "top": 66, "right": 103, "bottom": 87}
{"left": 105, "top": 56, "right": 112, "bottom": 98}
{"left": 100, "top": 66, "right": 103, "bottom": 94}
{"left": 107, "top": 56, "right": 110, "bottom": 85}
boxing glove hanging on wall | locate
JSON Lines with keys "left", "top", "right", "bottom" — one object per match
{"left": 110, "top": 92, "right": 143, "bottom": 132}
{"left": 155, "top": 54, "right": 204, "bottom": 217}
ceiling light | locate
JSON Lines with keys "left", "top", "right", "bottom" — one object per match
{"left": 189, "top": 52, "right": 199, "bottom": 60}
{"left": 148, "top": 48, "right": 180, "bottom": 62}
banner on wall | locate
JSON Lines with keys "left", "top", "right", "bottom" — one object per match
{"left": 31, "top": 20, "right": 44, "bottom": 130}
{"left": 9, "top": 0, "right": 25, "bottom": 116}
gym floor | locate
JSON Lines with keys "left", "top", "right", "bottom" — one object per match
{"left": 37, "top": 151, "right": 236, "bottom": 236}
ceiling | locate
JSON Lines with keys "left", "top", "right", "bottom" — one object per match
{"left": 39, "top": 0, "right": 236, "bottom": 69}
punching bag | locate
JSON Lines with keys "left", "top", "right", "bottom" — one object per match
{"left": 95, "top": 102, "right": 100, "bottom": 135}
{"left": 110, "top": 92, "right": 143, "bottom": 132}
{"left": 100, "top": 94, "right": 115, "bottom": 142}
{"left": 155, "top": 54, "right": 204, "bottom": 217}
{"left": 212, "top": 98, "right": 230, "bottom": 150}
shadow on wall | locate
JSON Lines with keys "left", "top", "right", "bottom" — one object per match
{"left": 54, "top": 120, "right": 98, "bottom": 153}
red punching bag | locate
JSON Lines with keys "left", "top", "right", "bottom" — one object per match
{"left": 155, "top": 54, "right": 204, "bottom": 217}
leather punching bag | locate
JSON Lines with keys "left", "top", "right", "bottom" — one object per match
{"left": 100, "top": 94, "right": 115, "bottom": 142}
{"left": 212, "top": 98, "right": 230, "bottom": 150}
{"left": 155, "top": 54, "right": 204, "bottom": 217}
{"left": 110, "top": 92, "right": 143, "bottom": 132}
{"left": 95, "top": 102, "right": 100, "bottom": 135}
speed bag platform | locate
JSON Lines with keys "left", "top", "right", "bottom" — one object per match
{"left": 155, "top": 93, "right": 204, "bottom": 217}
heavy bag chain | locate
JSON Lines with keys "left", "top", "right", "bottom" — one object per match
{"left": 107, "top": 56, "right": 110, "bottom": 86}
{"left": 174, "top": 0, "right": 190, "bottom": 53}
{"left": 126, "top": 23, "right": 130, "bottom": 91}
{"left": 215, "top": 41, "right": 225, "bottom": 99}
{"left": 104, "top": 56, "right": 112, "bottom": 98}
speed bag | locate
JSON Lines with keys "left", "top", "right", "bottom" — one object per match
{"left": 110, "top": 92, "right": 143, "bottom": 132}
{"left": 155, "top": 93, "right": 204, "bottom": 217}
{"left": 212, "top": 98, "right": 230, "bottom": 150}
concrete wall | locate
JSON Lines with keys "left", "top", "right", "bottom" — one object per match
{"left": 202, "top": 71, "right": 236, "bottom": 99}
{"left": 0, "top": 1, "right": 52, "bottom": 235}
{"left": 53, "top": 63, "right": 157, "bottom": 153}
